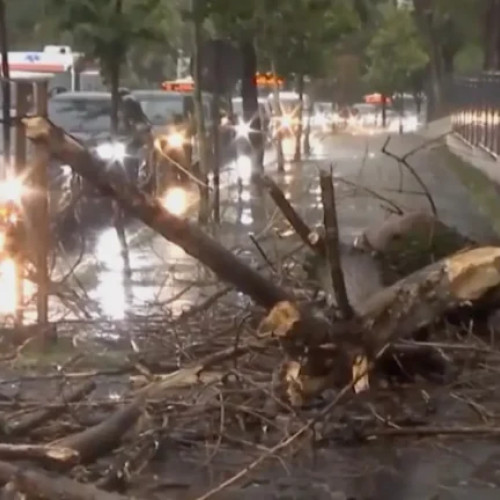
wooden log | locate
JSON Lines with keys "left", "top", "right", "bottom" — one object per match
{"left": 52, "top": 398, "right": 143, "bottom": 464}
{"left": 23, "top": 117, "right": 289, "bottom": 310}
{"left": 0, "top": 460, "right": 141, "bottom": 500}
{"left": 0, "top": 443, "right": 78, "bottom": 465}
{"left": 357, "top": 246, "right": 500, "bottom": 354}
{"left": 4, "top": 380, "right": 95, "bottom": 436}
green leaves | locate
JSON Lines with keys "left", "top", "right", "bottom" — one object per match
{"left": 365, "top": 4, "right": 428, "bottom": 94}
{"left": 48, "top": 0, "right": 170, "bottom": 69}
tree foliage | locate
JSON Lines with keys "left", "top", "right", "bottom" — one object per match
{"left": 48, "top": 0, "right": 172, "bottom": 80}
{"left": 365, "top": 5, "right": 428, "bottom": 95}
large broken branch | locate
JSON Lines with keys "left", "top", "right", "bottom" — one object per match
{"left": 319, "top": 169, "right": 353, "bottom": 319}
{"left": 357, "top": 246, "right": 500, "bottom": 353}
{"left": 52, "top": 397, "right": 143, "bottom": 464}
{"left": 23, "top": 117, "right": 290, "bottom": 310}
{"left": 0, "top": 460, "right": 141, "bottom": 500}
{"left": 4, "top": 380, "right": 95, "bottom": 436}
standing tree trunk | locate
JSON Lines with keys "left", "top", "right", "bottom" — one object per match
{"left": 240, "top": 39, "right": 263, "bottom": 178}
{"left": 0, "top": 0, "right": 10, "bottom": 175}
{"left": 381, "top": 94, "right": 387, "bottom": 128}
{"left": 271, "top": 58, "right": 284, "bottom": 172}
{"left": 303, "top": 98, "right": 312, "bottom": 156}
{"left": 484, "top": 0, "right": 500, "bottom": 70}
{"left": 293, "top": 72, "right": 304, "bottom": 162}
{"left": 192, "top": 0, "right": 210, "bottom": 223}
{"left": 412, "top": 0, "right": 443, "bottom": 118}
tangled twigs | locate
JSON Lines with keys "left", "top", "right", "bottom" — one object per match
{"left": 4, "top": 380, "right": 96, "bottom": 436}
{"left": 193, "top": 345, "right": 388, "bottom": 500}
{"left": 381, "top": 135, "right": 437, "bottom": 216}
{"left": 0, "top": 459, "right": 142, "bottom": 500}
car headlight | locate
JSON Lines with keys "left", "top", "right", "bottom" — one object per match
{"left": 96, "top": 142, "right": 127, "bottom": 162}
{"left": 166, "top": 132, "right": 185, "bottom": 149}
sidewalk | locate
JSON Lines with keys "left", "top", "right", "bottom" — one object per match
{"left": 440, "top": 124, "right": 500, "bottom": 236}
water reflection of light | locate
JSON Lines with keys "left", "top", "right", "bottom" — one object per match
{"left": 240, "top": 209, "right": 253, "bottom": 226}
{"left": 94, "top": 229, "right": 127, "bottom": 320}
{"left": 284, "top": 173, "right": 293, "bottom": 184}
{"left": 96, "top": 228, "right": 124, "bottom": 272}
{"left": 240, "top": 190, "right": 251, "bottom": 202}
{"left": 97, "top": 271, "right": 127, "bottom": 320}
{"left": 235, "top": 155, "right": 253, "bottom": 182}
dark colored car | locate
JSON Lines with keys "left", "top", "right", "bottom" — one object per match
{"left": 48, "top": 91, "right": 148, "bottom": 234}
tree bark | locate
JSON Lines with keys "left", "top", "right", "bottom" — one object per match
{"left": 240, "top": 39, "right": 263, "bottom": 177}
{"left": 483, "top": 0, "right": 500, "bottom": 70}
{"left": 271, "top": 58, "right": 285, "bottom": 172}
{"left": 192, "top": 0, "right": 211, "bottom": 223}
{"left": 381, "top": 94, "right": 387, "bottom": 128}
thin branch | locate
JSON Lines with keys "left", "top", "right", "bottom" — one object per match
{"left": 381, "top": 136, "right": 437, "bottom": 216}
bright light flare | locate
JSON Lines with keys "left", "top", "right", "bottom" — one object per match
{"left": 96, "top": 142, "right": 127, "bottom": 162}
{"left": 167, "top": 132, "right": 185, "bottom": 149}
{"left": 162, "top": 187, "right": 189, "bottom": 216}
{"left": 280, "top": 114, "right": 293, "bottom": 129}
{"left": 0, "top": 257, "right": 18, "bottom": 315}
{"left": 235, "top": 120, "right": 252, "bottom": 139}
{"left": 0, "top": 178, "right": 23, "bottom": 205}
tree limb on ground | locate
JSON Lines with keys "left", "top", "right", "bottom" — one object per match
{"left": 22, "top": 117, "right": 500, "bottom": 394}
{"left": 0, "top": 459, "right": 144, "bottom": 500}
{"left": 4, "top": 380, "right": 96, "bottom": 436}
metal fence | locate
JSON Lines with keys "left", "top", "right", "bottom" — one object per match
{"left": 450, "top": 73, "right": 500, "bottom": 157}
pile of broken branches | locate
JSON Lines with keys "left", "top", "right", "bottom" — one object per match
{"left": 0, "top": 117, "right": 498, "bottom": 498}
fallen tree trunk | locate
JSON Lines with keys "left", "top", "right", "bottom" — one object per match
{"left": 23, "top": 117, "right": 290, "bottom": 310}
{"left": 52, "top": 397, "right": 143, "bottom": 464}
{"left": 23, "top": 117, "right": 335, "bottom": 355}
{"left": 4, "top": 380, "right": 96, "bottom": 436}
{"left": 0, "top": 460, "right": 142, "bottom": 500}
{"left": 23, "top": 118, "right": 500, "bottom": 398}
{"left": 357, "top": 246, "right": 500, "bottom": 353}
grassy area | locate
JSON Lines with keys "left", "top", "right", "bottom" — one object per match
{"left": 442, "top": 145, "right": 500, "bottom": 238}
